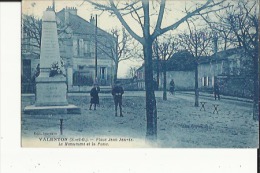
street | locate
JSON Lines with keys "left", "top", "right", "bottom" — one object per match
{"left": 21, "top": 91, "right": 259, "bottom": 148}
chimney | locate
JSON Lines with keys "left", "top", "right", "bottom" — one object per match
{"left": 46, "top": 6, "right": 53, "bottom": 11}
{"left": 64, "top": 7, "right": 78, "bottom": 25}
{"left": 68, "top": 7, "right": 77, "bottom": 15}
{"left": 64, "top": 7, "right": 70, "bottom": 24}
{"left": 90, "top": 15, "right": 95, "bottom": 25}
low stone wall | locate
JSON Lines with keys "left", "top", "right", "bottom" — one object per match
{"left": 220, "top": 77, "right": 254, "bottom": 99}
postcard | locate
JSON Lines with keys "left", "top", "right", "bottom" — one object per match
{"left": 21, "top": 0, "right": 259, "bottom": 148}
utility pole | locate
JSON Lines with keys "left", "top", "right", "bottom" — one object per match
{"left": 95, "top": 14, "right": 98, "bottom": 80}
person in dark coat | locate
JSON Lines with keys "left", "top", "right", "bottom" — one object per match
{"left": 112, "top": 81, "right": 124, "bottom": 117}
{"left": 89, "top": 84, "right": 100, "bottom": 110}
{"left": 214, "top": 80, "right": 220, "bottom": 100}
{"left": 169, "top": 79, "right": 175, "bottom": 95}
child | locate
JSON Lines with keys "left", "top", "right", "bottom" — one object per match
{"left": 89, "top": 84, "right": 100, "bottom": 110}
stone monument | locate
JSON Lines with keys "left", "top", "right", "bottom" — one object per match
{"left": 24, "top": 8, "right": 80, "bottom": 114}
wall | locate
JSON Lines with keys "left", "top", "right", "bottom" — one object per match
{"left": 160, "top": 71, "right": 195, "bottom": 90}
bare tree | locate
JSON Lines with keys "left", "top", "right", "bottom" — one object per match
{"left": 85, "top": 0, "right": 226, "bottom": 141}
{"left": 97, "top": 28, "right": 132, "bottom": 83}
{"left": 201, "top": 0, "right": 259, "bottom": 120}
{"left": 179, "top": 21, "right": 213, "bottom": 107}
{"left": 226, "top": 0, "right": 259, "bottom": 120}
{"left": 153, "top": 34, "right": 178, "bottom": 100}
{"left": 22, "top": 14, "right": 73, "bottom": 56}
{"left": 22, "top": 14, "right": 42, "bottom": 56}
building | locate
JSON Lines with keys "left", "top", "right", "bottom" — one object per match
{"left": 136, "top": 50, "right": 195, "bottom": 91}
{"left": 136, "top": 65, "right": 145, "bottom": 90}
{"left": 22, "top": 7, "right": 116, "bottom": 93}
{"left": 198, "top": 47, "right": 253, "bottom": 98}
{"left": 135, "top": 48, "right": 253, "bottom": 97}
{"left": 56, "top": 7, "right": 115, "bottom": 90}
{"left": 162, "top": 50, "right": 195, "bottom": 90}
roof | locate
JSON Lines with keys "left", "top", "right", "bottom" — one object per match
{"left": 136, "top": 50, "right": 196, "bottom": 72}
{"left": 199, "top": 47, "right": 243, "bottom": 64}
{"left": 136, "top": 47, "right": 244, "bottom": 72}
{"left": 166, "top": 50, "right": 196, "bottom": 71}
{"left": 56, "top": 9, "right": 114, "bottom": 39}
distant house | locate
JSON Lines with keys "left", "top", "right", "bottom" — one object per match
{"left": 198, "top": 47, "right": 253, "bottom": 97}
{"left": 135, "top": 47, "right": 253, "bottom": 97}
{"left": 162, "top": 50, "right": 195, "bottom": 90}
{"left": 136, "top": 65, "right": 145, "bottom": 90}
{"left": 22, "top": 7, "right": 116, "bottom": 93}
{"left": 136, "top": 50, "right": 196, "bottom": 91}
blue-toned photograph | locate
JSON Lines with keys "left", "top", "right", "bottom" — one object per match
{"left": 21, "top": 0, "right": 259, "bottom": 148}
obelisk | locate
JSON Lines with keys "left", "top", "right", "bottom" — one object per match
{"left": 35, "top": 7, "right": 68, "bottom": 106}
{"left": 24, "top": 7, "right": 80, "bottom": 114}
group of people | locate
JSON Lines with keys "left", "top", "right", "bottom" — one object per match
{"left": 89, "top": 81, "right": 124, "bottom": 117}
{"left": 89, "top": 78, "right": 221, "bottom": 116}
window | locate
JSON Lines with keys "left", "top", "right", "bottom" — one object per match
{"left": 202, "top": 76, "right": 209, "bottom": 87}
{"left": 212, "top": 77, "right": 215, "bottom": 86}
{"left": 79, "top": 39, "right": 84, "bottom": 56}
{"left": 73, "top": 39, "right": 78, "bottom": 56}
{"left": 204, "top": 77, "right": 208, "bottom": 87}
{"left": 100, "top": 67, "right": 106, "bottom": 80}
{"left": 78, "top": 65, "right": 84, "bottom": 71}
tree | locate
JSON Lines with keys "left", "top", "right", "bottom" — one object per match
{"left": 200, "top": 0, "right": 259, "bottom": 120}
{"left": 85, "top": 0, "right": 226, "bottom": 141}
{"left": 179, "top": 21, "right": 213, "bottom": 107}
{"left": 22, "top": 14, "right": 72, "bottom": 56}
{"left": 22, "top": 14, "right": 42, "bottom": 56}
{"left": 226, "top": 0, "right": 259, "bottom": 120}
{"left": 153, "top": 34, "right": 178, "bottom": 100}
{"left": 97, "top": 28, "right": 132, "bottom": 83}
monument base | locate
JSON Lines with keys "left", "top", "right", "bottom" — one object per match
{"left": 35, "top": 76, "right": 68, "bottom": 106}
{"left": 23, "top": 104, "right": 81, "bottom": 115}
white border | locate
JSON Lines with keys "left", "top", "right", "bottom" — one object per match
{"left": 0, "top": 2, "right": 257, "bottom": 173}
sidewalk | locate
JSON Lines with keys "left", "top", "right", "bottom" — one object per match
{"left": 22, "top": 90, "right": 253, "bottom": 103}
{"left": 179, "top": 91, "right": 253, "bottom": 103}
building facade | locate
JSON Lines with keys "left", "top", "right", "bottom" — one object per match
{"left": 198, "top": 48, "right": 253, "bottom": 98}
{"left": 135, "top": 48, "right": 253, "bottom": 98}
{"left": 22, "top": 7, "right": 116, "bottom": 93}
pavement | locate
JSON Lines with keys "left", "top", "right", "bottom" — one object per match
{"left": 21, "top": 90, "right": 258, "bottom": 148}
{"left": 22, "top": 90, "right": 254, "bottom": 102}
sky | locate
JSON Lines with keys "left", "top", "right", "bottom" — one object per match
{"left": 22, "top": 0, "right": 222, "bottom": 77}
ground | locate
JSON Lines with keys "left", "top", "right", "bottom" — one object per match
{"left": 21, "top": 91, "right": 259, "bottom": 148}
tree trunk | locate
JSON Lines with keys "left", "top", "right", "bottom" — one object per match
{"left": 163, "top": 60, "right": 167, "bottom": 100}
{"left": 253, "top": 53, "right": 259, "bottom": 120}
{"left": 195, "top": 62, "right": 199, "bottom": 107}
{"left": 113, "top": 60, "right": 119, "bottom": 84}
{"left": 144, "top": 39, "right": 157, "bottom": 141}
{"left": 156, "top": 54, "right": 160, "bottom": 89}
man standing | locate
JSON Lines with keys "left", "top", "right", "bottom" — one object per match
{"left": 112, "top": 81, "right": 124, "bottom": 117}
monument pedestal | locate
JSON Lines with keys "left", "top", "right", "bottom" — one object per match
{"left": 23, "top": 104, "right": 81, "bottom": 115}
{"left": 35, "top": 76, "right": 68, "bottom": 106}
{"left": 24, "top": 75, "right": 81, "bottom": 115}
